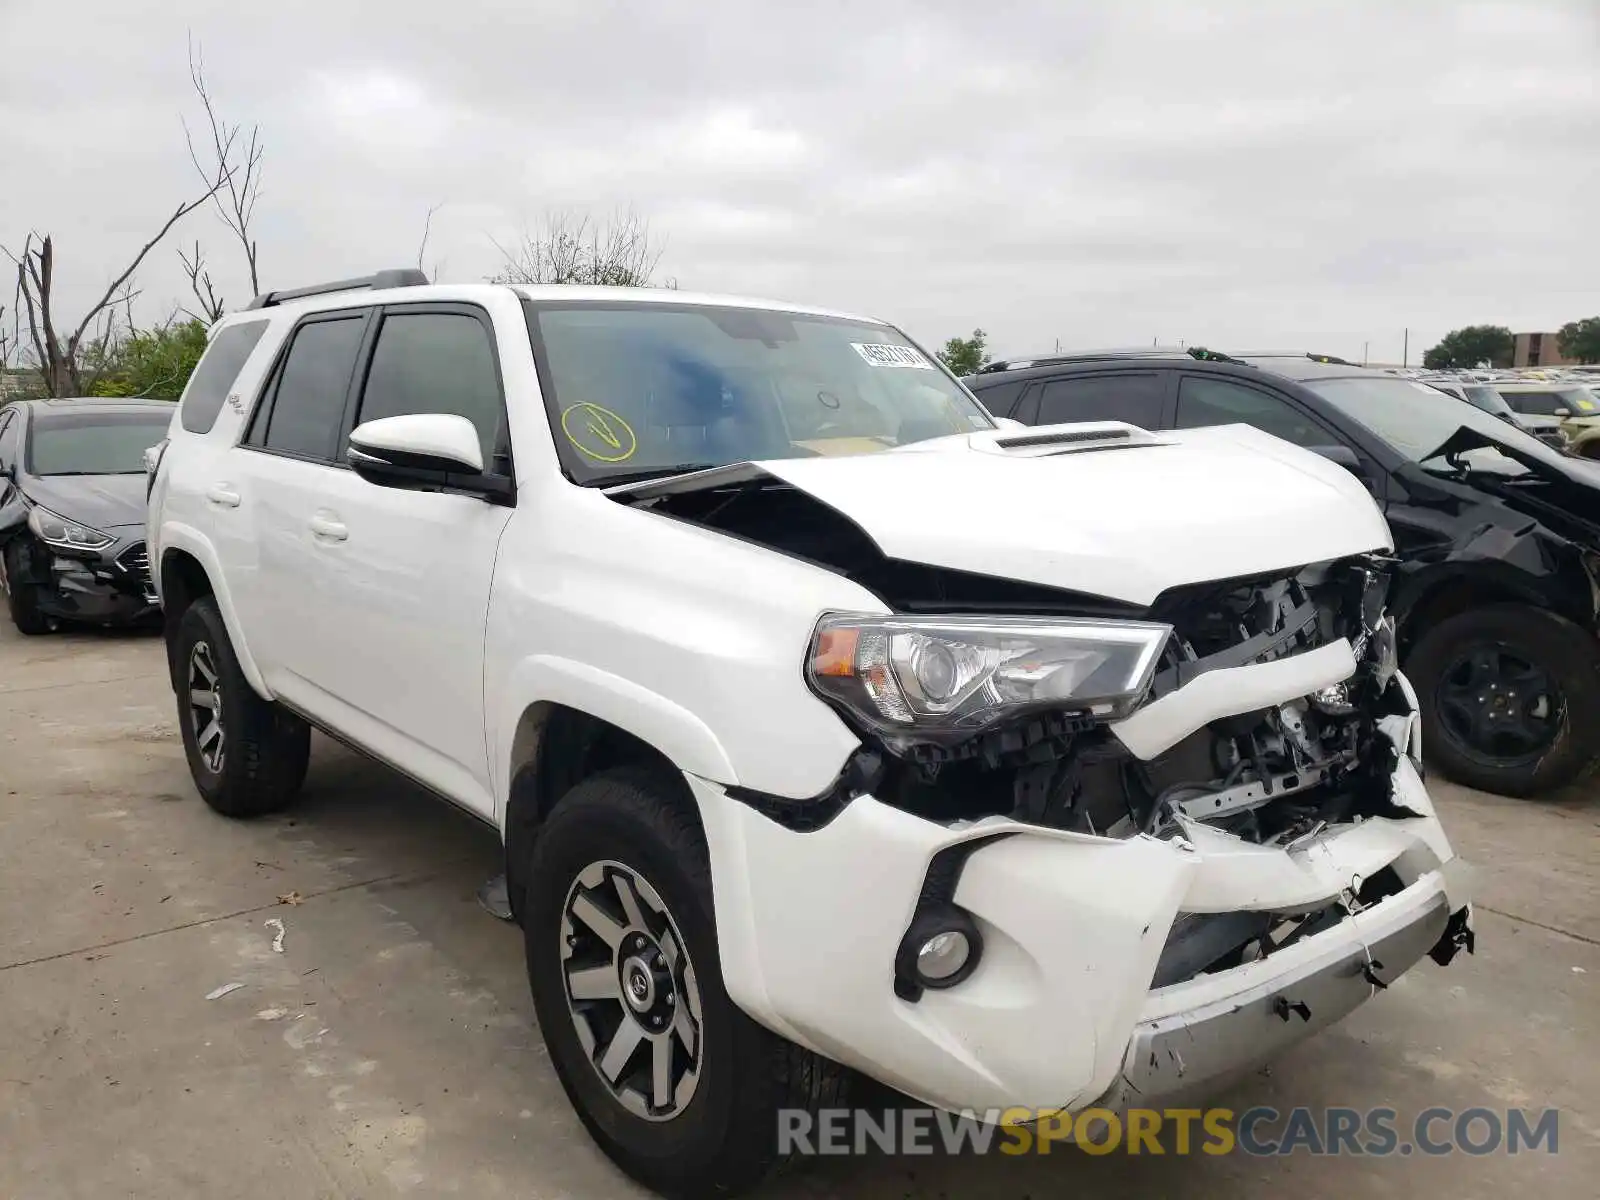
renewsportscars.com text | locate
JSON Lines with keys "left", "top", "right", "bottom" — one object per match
{"left": 778, "top": 1105, "right": 1561, "bottom": 1157}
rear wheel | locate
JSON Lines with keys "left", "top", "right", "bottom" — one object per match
{"left": 522, "top": 768, "right": 845, "bottom": 1198}
{"left": 2, "top": 543, "right": 52, "bottom": 635}
{"left": 1407, "top": 603, "right": 1600, "bottom": 797}
{"left": 174, "top": 597, "right": 310, "bottom": 816}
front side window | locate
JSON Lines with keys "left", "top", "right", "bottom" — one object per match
{"left": 255, "top": 317, "right": 366, "bottom": 460}
{"left": 525, "top": 301, "right": 992, "bottom": 483}
{"left": 355, "top": 311, "right": 503, "bottom": 467}
{"left": 1036, "top": 374, "right": 1163, "bottom": 428}
{"left": 1174, "top": 376, "right": 1333, "bottom": 448}
{"left": 1500, "top": 390, "right": 1579, "bottom": 417}
{"left": 26, "top": 409, "right": 175, "bottom": 476}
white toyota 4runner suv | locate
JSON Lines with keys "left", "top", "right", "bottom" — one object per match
{"left": 146, "top": 271, "right": 1474, "bottom": 1196}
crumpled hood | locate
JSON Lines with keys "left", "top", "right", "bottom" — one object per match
{"left": 21, "top": 472, "right": 148, "bottom": 533}
{"left": 756, "top": 422, "right": 1394, "bottom": 606}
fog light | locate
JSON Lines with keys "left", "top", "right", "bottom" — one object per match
{"left": 895, "top": 905, "right": 983, "bottom": 998}
{"left": 917, "top": 931, "right": 971, "bottom": 982}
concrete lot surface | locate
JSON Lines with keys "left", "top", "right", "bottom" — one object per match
{"left": 1, "top": 623, "right": 1596, "bottom": 1198}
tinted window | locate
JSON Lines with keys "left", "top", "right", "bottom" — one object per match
{"left": 1174, "top": 376, "right": 1331, "bottom": 447}
{"left": 181, "top": 321, "right": 269, "bottom": 434}
{"left": 969, "top": 378, "right": 1026, "bottom": 418}
{"left": 26, "top": 410, "right": 174, "bottom": 475}
{"left": 356, "top": 312, "right": 503, "bottom": 466}
{"left": 1036, "top": 373, "right": 1164, "bottom": 427}
{"left": 257, "top": 318, "right": 365, "bottom": 460}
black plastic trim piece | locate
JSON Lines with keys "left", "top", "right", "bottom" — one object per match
{"left": 894, "top": 833, "right": 1013, "bottom": 1002}
{"left": 723, "top": 748, "right": 885, "bottom": 832}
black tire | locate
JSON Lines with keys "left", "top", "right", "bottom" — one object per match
{"left": 173, "top": 596, "right": 310, "bottom": 817}
{"left": 3, "top": 544, "right": 52, "bottom": 635}
{"left": 523, "top": 768, "right": 846, "bottom": 1198}
{"left": 1406, "top": 603, "right": 1600, "bottom": 797}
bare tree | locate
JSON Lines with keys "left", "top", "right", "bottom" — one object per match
{"left": 178, "top": 240, "right": 226, "bottom": 323}
{"left": 184, "top": 35, "right": 264, "bottom": 295}
{"left": 416, "top": 202, "right": 444, "bottom": 282}
{"left": 4, "top": 169, "right": 225, "bottom": 396}
{"left": 489, "top": 208, "right": 668, "bottom": 287}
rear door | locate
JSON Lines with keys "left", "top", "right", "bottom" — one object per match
{"left": 230, "top": 308, "right": 373, "bottom": 708}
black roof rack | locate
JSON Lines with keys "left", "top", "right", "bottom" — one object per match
{"left": 976, "top": 345, "right": 1252, "bottom": 374}
{"left": 243, "top": 268, "right": 430, "bottom": 310}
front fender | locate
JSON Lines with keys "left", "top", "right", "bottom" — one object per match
{"left": 155, "top": 521, "right": 272, "bottom": 698}
{"left": 492, "top": 654, "right": 739, "bottom": 821}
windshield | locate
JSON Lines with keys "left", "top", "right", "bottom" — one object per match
{"left": 524, "top": 301, "right": 994, "bottom": 483}
{"left": 1304, "top": 376, "right": 1568, "bottom": 476}
{"left": 26, "top": 409, "right": 173, "bottom": 476}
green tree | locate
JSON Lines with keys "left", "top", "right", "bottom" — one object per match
{"left": 1557, "top": 316, "right": 1600, "bottom": 364}
{"left": 937, "top": 328, "right": 990, "bottom": 376}
{"left": 89, "top": 319, "right": 209, "bottom": 400}
{"left": 1422, "top": 325, "right": 1514, "bottom": 369}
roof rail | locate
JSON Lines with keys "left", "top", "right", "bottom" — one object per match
{"left": 243, "top": 268, "right": 430, "bottom": 311}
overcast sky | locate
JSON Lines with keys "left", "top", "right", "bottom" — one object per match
{"left": 3, "top": 0, "right": 1597, "bottom": 365}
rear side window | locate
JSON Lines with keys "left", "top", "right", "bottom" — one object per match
{"left": 180, "top": 320, "right": 269, "bottom": 433}
{"left": 354, "top": 310, "right": 503, "bottom": 466}
{"left": 968, "top": 378, "right": 1026, "bottom": 419}
{"left": 1037, "top": 373, "right": 1164, "bottom": 428}
{"left": 250, "top": 317, "right": 366, "bottom": 461}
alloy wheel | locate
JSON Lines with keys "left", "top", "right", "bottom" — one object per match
{"left": 1435, "top": 642, "right": 1563, "bottom": 765}
{"left": 560, "top": 859, "right": 703, "bottom": 1122}
{"left": 187, "top": 640, "right": 226, "bottom": 773}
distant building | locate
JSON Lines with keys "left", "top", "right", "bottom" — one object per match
{"left": 1513, "top": 332, "right": 1576, "bottom": 368}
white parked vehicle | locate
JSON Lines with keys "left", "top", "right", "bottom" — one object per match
{"left": 146, "top": 271, "right": 1474, "bottom": 1196}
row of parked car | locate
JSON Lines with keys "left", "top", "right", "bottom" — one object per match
{"left": 1408, "top": 366, "right": 1600, "bottom": 454}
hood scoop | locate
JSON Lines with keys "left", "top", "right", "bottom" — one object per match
{"left": 982, "top": 422, "right": 1170, "bottom": 457}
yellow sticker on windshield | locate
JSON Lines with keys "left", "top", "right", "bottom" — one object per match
{"left": 561, "top": 402, "right": 637, "bottom": 462}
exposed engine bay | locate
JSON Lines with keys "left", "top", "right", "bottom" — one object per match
{"left": 622, "top": 470, "right": 1421, "bottom": 849}
{"left": 867, "top": 552, "right": 1422, "bottom": 846}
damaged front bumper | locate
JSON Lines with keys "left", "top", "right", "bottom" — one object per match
{"left": 6, "top": 530, "right": 158, "bottom": 626}
{"left": 691, "top": 676, "right": 1473, "bottom": 1116}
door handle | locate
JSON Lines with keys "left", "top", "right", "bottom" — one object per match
{"left": 308, "top": 513, "right": 348, "bottom": 542}
{"left": 206, "top": 484, "right": 241, "bottom": 508}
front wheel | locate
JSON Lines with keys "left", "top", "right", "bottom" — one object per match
{"left": 1406, "top": 603, "right": 1600, "bottom": 797}
{"left": 2, "top": 543, "right": 52, "bottom": 635}
{"left": 174, "top": 597, "right": 311, "bottom": 817}
{"left": 522, "top": 769, "right": 845, "bottom": 1198}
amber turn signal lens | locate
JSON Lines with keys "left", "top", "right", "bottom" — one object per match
{"left": 812, "top": 627, "right": 859, "bottom": 678}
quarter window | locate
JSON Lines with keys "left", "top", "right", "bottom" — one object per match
{"left": 180, "top": 320, "right": 269, "bottom": 434}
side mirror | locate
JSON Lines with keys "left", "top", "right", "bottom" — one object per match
{"left": 1554, "top": 407, "right": 1571, "bottom": 418}
{"left": 1308, "top": 444, "right": 1364, "bottom": 475}
{"left": 348, "top": 414, "right": 512, "bottom": 505}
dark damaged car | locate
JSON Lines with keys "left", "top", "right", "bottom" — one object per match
{"left": 968, "top": 350, "right": 1600, "bottom": 796}
{"left": 0, "top": 398, "right": 170, "bottom": 634}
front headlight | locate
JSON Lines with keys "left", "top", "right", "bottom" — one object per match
{"left": 806, "top": 613, "right": 1172, "bottom": 740}
{"left": 27, "top": 505, "right": 115, "bottom": 552}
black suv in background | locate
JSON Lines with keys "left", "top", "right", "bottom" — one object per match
{"left": 966, "top": 349, "right": 1600, "bottom": 798}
